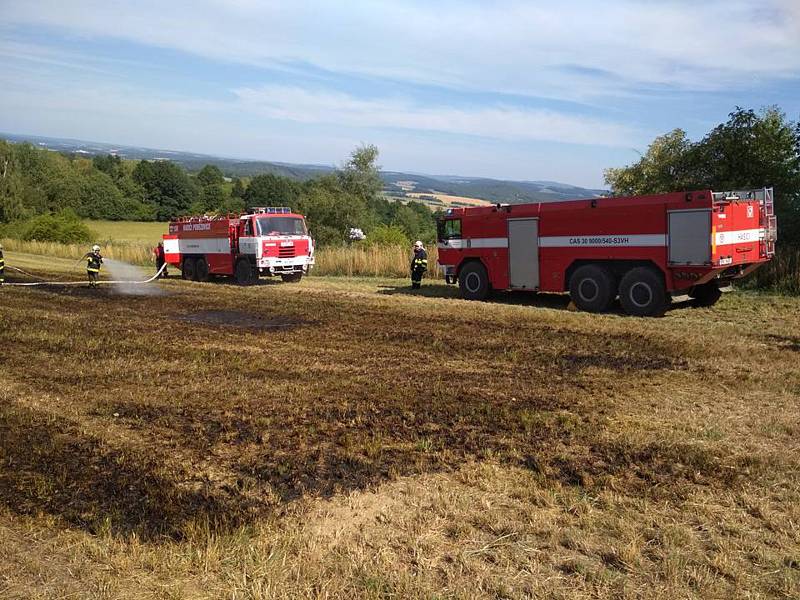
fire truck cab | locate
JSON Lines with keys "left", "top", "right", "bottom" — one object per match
{"left": 164, "top": 207, "right": 315, "bottom": 285}
{"left": 437, "top": 188, "right": 777, "bottom": 316}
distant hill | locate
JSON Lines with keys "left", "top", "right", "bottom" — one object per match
{"left": 380, "top": 171, "right": 607, "bottom": 204}
{"left": 2, "top": 132, "right": 608, "bottom": 204}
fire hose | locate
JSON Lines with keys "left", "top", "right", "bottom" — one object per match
{"left": 2, "top": 262, "right": 167, "bottom": 287}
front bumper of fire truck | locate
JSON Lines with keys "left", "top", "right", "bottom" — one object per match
{"left": 258, "top": 256, "right": 315, "bottom": 275}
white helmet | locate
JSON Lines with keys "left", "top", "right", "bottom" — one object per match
{"left": 92, "top": 244, "right": 101, "bottom": 252}
{"left": 413, "top": 240, "right": 423, "bottom": 249}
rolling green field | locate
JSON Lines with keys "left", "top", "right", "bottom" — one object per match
{"left": 86, "top": 220, "right": 169, "bottom": 244}
{"left": 1, "top": 251, "right": 799, "bottom": 598}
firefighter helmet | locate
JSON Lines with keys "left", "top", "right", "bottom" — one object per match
{"left": 92, "top": 244, "right": 101, "bottom": 252}
{"left": 414, "top": 240, "right": 423, "bottom": 249}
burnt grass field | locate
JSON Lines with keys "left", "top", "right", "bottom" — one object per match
{"left": 1, "top": 254, "right": 799, "bottom": 599}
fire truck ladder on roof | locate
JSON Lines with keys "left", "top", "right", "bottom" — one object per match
{"left": 763, "top": 187, "right": 777, "bottom": 256}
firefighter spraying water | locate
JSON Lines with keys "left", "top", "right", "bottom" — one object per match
{"left": 83, "top": 245, "right": 103, "bottom": 288}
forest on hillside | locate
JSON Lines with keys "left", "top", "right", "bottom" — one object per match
{"left": 0, "top": 143, "right": 435, "bottom": 247}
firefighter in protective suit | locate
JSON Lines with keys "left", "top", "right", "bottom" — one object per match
{"left": 410, "top": 240, "right": 428, "bottom": 289}
{"left": 0, "top": 243, "right": 5, "bottom": 285}
{"left": 84, "top": 244, "right": 103, "bottom": 288}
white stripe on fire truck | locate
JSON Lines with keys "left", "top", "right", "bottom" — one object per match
{"left": 437, "top": 238, "right": 508, "bottom": 249}
{"left": 714, "top": 228, "right": 763, "bottom": 246}
{"left": 164, "top": 238, "right": 233, "bottom": 254}
{"left": 438, "top": 235, "right": 669, "bottom": 249}
{"left": 538, "top": 234, "right": 666, "bottom": 247}
{"left": 436, "top": 229, "right": 766, "bottom": 252}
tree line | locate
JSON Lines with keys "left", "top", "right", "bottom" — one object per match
{"left": 0, "top": 142, "right": 435, "bottom": 246}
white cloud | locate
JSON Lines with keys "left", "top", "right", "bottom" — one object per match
{"left": 233, "top": 85, "right": 639, "bottom": 146}
{"left": 0, "top": 66, "right": 637, "bottom": 148}
{"left": 3, "top": 0, "right": 798, "bottom": 187}
{"left": 0, "top": 72, "right": 637, "bottom": 186}
{"left": 3, "top": 0, "right": 800, "bottom": 101}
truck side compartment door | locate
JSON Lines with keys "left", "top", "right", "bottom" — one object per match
{"left": 508, "top": 218, "right": 539, "bottom": 290}
{"left": 668, "top": 209, "right": 711, "bottom": 265}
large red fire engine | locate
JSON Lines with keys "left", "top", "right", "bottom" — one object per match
{"left": 163, "top": 207, "right": 314, "bottom": 285}
{"left": 436, "top": 188, "right": 777, "bottom": 316}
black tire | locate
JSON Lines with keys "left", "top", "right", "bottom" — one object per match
{"left": 619, "top": 267, "right": 667, "bottom": 317}
{"left": 195, "top": 258, "right": 210, "bottom": 282}
{"left": 181, "top": 258, "right": 196, "bottom": 281}
{"left": 281, "top": 273, "right": 303, "bottom": 283}
{"left": 568, "top": 264, "right": 616, "bottom": 313}
{"left": 689, "top": 283, "right": 722, "bottom": 307}
{"left": 458, "top": 261, "right": 490, "bottom": 300}
{"left": 235, "top": 259, "right": 255, "bottom": 286}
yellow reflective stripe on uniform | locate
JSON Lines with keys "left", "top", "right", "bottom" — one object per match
{"left": 87, "top": 268, "right": 100, "bottom": 273}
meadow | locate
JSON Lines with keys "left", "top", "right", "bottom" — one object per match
{"left": 86, "top": 219, "right": 169, "bottom": 243}
{"left": 1, "top": 251, "right": 798, "bottom": 599}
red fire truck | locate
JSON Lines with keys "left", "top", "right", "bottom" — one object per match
{"left": 163, "top": 207, "right": 314, "bottom": 285}
{"left": 436, "top": 188, "right": 777, "bottom": 316}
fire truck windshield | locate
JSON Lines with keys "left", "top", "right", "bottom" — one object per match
{"left": 437, "top": 218, "right": 461, "bottom": 241}
{"left": 257, "top": 217, "right": 307, "bottom": 236}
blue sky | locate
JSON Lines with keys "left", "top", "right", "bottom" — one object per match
{"left": 1, "top": 0, "right": 799, "bottom": 188}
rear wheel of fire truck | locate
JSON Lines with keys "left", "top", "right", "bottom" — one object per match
{"left": 195, "top": 257, "right": 210, "bottom": 282}
{"left": 568, "top": 264, "right": 615, "bottom": 312}
{"left": 619, "top": 267, "right": 667, "bottom": 317}
{"left": 689, "top": 282, "right": 722, "bottom": 307}
{"left": 181, "top": 258, "right": 196, "bottom": 281}
{"left": 235, "top": 258, "right": 255, "bottom": 286}
{"left": 281, "top": 273, "right": 303, "bottom": 283}
{"left": 459, "top": 261, "right": 490, "bottom": 300}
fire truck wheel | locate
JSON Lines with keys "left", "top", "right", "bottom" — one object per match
{"left": 569, "top": 264, "right": 616, "bottom": 312}
{"left": 195, "top": 258, "right": 210, "bottom": 282}
{"left": 619, "top": 267, "right": 667, "bottom": 317}
{"left": 689, "top": 283, "right": 722, "bottom": 307}
{"left": 235, "top": 259, "right": 255, "bottom": 285}
{"left": 281, "top": 273, "right": 303, "bottom": 283}
{"left": 459, "top": 261, "right": 490, "bottom": 300}
{"left": 181, "top": 258, "right": 196, "bottom": 281}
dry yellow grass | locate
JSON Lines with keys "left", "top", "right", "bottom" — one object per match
{"left": 313, "top": 244, "right": 440, "bottom": 279}
{"left": 0, "top": 238, "right": 154, "bottom": 266}
{"left": 1, "top": 251, "right": 799, "bottom": 598}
